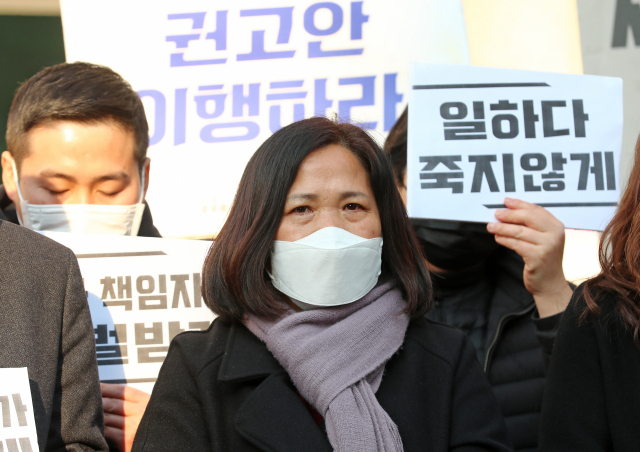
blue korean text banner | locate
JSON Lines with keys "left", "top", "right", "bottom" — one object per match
{"left": 60, "top": 0, "right": 470, "bottom": 238}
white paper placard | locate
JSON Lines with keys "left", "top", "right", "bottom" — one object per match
{"left": 407, "top": 63, "right": 623, "bottom": 231}
{"left": 44, "top": 232, "right": 216, "bottom": 394}
{"left": 0, "top": 368, "right": 39, "bottom": 452}
{"left": 60, "top": 0, "right": 470, "bottom": 239}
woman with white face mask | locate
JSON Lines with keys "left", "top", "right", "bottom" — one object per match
{"left": 131, "top": 117, "right": 512, "bottom": 452}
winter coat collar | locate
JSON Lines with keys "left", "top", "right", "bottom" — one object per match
{"left": 218, "top": 322, "right": 333, "bottom": 452}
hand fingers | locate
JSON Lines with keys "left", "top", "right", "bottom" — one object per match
{"left": 494, "top": 201, "right": 563, "bottom": 232}
{"left": 101, "top": 383, "right": 151, "bottom": 403}
{"left": 104, "top": 412, "right": 125, "bottom": 429}
{"left": 103, "top": 396, "right": 148, "bottom": 416}
{"left": 493, "top": 234, "right": 538, "bottom": 257}
{"left": 487, "top": 222, "right": 544, "bottom": 246}
{"left": 103, "top": 425, "right": 125, "bottom": 450}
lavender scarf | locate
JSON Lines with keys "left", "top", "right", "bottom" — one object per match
{"left": 244, "top": 281, "right": 409, "bottom": 452}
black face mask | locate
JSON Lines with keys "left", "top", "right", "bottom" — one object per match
{"left": 411, "top": 219, "right": 500, "bottom": 271}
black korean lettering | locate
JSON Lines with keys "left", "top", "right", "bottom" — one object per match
{"left": 11, "top": 394, "right": 28, "bottom": 427}
{"left": 18, "top": 438, "right": 34, "bottom": 452}
{"left": 440, "top": 102, "right": 467, "bottom": 119}
{"left": 473, "top": 101, "right": 485, "bottom": 119}
{"left": 420, "top": 156, "right": 462, "bottom": 171}
{"left": 522, "top": 100, "right": 539, "bottom": 138}
{"left": 612, "top": 0, "right": 640, "bottom": 47}
{"left": 570, "top": 153, "right": 590, "bottom": 190}
{"left": 171, "top": 275, "right": 191, "bottom": 308}
{"left": 591, "top": 152, "right": 605, "bottom": 190}
{"left": 420, "top": 173, "right": 464, "bottom": 193}
{"left": 605, "top": 152, "right": 616, "bottom": 190}
{"left": 136, "top": 275, "right": 155, "bottom": 294}
{"left": 492, "top": 115, "right": 518, "bottom": 139}
{"left": 117, "top": 276, "right": 131, "bottom": 299}
{"left": 542, "top": 101, "right": 570, "bottom": 137}
{"left": 521, "top": 153, "right": 547, "bottom": 171}
{"left": 502, "top": 154, "right": 516, "bottom": 192}
{"left": 0, "top": 395, "right": 10, "bottom": 427}
{"left": 110, "top": 324, "right": 127, "bottom": 343}
{"left": 95, "top": 325, "right": 109, "bottom": 345}
{"left": 469, "top": 155, "right": 500, "bottom": 193}
{"left": 100, "top": 277, "right": 116, "bottom": 299}
{"left": 572, "top": 100, "right": 589, "bottom": 138}
{"left": 541, "top": 172, "right": 565, "bottom": 191}
{"left": 96, "top": 345, "right": 128, "bottom": 366}
{"left": 490, "top": 100, "right": 519, "bottom": 139}
{"left": 443, "top": 122, "right": 487, "bottom": 140}
{"left": 135, "top": 323, "right": 164, "bottom": 345}
{"left": 551, "top": 152, "right": 567, "bottom": 170}
{"left": 193, "top": 273, "right": 202, "bottom": 308}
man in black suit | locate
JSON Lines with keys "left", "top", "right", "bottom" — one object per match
{"left": 0, "top": 219, "right": 107, "bottom": 451}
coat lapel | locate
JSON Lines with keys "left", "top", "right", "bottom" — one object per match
{"left": 219, "top": 323, "right": 333, "bottom": 452}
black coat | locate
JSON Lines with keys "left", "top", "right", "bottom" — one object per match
{"left": 0, "top": 185, "right": 162, "bottom": 237}
{"left": 132, "top": 317, "right": 513, "bottom": 452}
{"left": 0, "top": 219, "right": 108, "bottom": 451}
{"left": 539, "top": 283, "right": 640, "bottom": 451}
{"left": 426, "top": 249, "right": 561, "bottom": 452}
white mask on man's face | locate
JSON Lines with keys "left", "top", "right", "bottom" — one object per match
{"left": 12, "top": 159, "right": 146, "bottom": 236}
{"left": 269, "top": 226, "right": 383, "bottom": 309}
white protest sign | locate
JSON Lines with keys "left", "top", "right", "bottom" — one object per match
{"left": 44, "top": 232, "right": 215, "bottom": 394}
{"left": 0, "top": 368, "right": 39, "bottom": 452}
{"left": 60, "top": 0, "right": 470, "bottom": 239}
{"left": 407, "top": 63, "right": 623, "bottom": 231}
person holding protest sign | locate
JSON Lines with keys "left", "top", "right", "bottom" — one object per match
{"left": 0, "top": 219, "right": 108, "bottom": 451}
{"left": 132, "top": 117, "right": 512, "bottom": 452}
{"left": 384, "top": 107, "right": 572, "bottom": 452}
{"left": 539, "top": 137, "right": 640, "bottom": 452}
{"left": 0, "top": 62, "right": 159, "bottom": 452}
{"left": 0, "top": 62, "right": 161, "bottom": 237}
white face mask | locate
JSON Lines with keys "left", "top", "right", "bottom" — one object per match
{"left": 270, "top": 226, "right": 383, "bottom": 309}
{"left": 12, "top": 159, "right": 146, "bottom": 236}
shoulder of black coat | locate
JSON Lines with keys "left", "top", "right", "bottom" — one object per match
{"left": 403, "top": 316, "right": 469, "bottom": 367}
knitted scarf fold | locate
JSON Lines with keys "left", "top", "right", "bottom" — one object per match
{"left": 244, "top": 281, "right": 409, "bottom": 452}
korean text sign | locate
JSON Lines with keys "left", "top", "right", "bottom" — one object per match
{"left": 60, "top": 0, "right": 469, "bottom": 238}
{"left": 0, "top": 368, "right": 39, "bottom": 452}
{"left": 407, "top": 64, "right": 623, "bottom": 231}
{"left": 44, "top": 232, "right": 216, "bottom": 394}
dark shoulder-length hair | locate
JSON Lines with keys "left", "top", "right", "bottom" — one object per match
{"left": 583, "top": 135, "right": 640, "bottom": 344}
{"left": 203, "top": 117, "right": 432, "bottom": 322}
{"left": 383, "top": 106, "right": 408, "bottom": 186}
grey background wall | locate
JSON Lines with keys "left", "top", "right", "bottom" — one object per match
{"left": 0, "top": 15, "right": 65, "bottom": 180}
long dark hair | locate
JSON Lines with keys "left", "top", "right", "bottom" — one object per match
{"left": 203, "top": 117, "right": 432, "bottom": 322}
{"left": 583, "top": 135, "right": 640, "bottom": 343}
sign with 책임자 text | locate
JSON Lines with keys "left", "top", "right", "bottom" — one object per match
{"left": 0, "top": 368, "right": 39, "bottom": 452}
{"left": 43, "top": 232, "right": 216, "bottom": 395}
{"left": 407, "top": 63, "right": 623, "bottom": 231}
{"left": 60, "top": 0, "right": 470, "bottom": 238}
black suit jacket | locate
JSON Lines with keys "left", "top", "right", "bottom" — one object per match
{"left": 133, "top": 316, "right": 513, "bottom": 452}
{"left": 0, "top": 220, "right": 108, "bottom": 451}
{"left": 539, "top": 284, "right": 640, "bottom": 451}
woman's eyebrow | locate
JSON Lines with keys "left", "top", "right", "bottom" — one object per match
{"left": 339, "top": 191, "right": 369, "bottom": 201}
{"left": 287, "top": 193, "right": 318, "bottom": 201}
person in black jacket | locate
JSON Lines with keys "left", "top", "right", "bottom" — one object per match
{"left": 0, "top": 219, "right": 108, "bottom": 451}
{"left": 539, "top": 136, "right": 640, "bottom": 452}
{"left": 0, "top": 62, "right": 161, "bottom": 238}
{"left": 132, "top": 117, "right": 512, "bottom": 452}
{"left": 384, "top": 107, "right": 573, "bottom": 451}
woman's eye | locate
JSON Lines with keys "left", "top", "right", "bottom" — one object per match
{"left": 46, "top": 189, "right": 67, "bottom": 195}
{"left": 345, "top": 203, "right": 362, "bottom": 211}
{"left": 293, "top": 206, "right": 309, "bottom": 214}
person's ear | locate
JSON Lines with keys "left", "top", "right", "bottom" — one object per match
{"left": 1, "top": 151, "right": 19, "bottom": 204}
{"left": 142, "top": 157, "right": 151, "bottom": 199}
